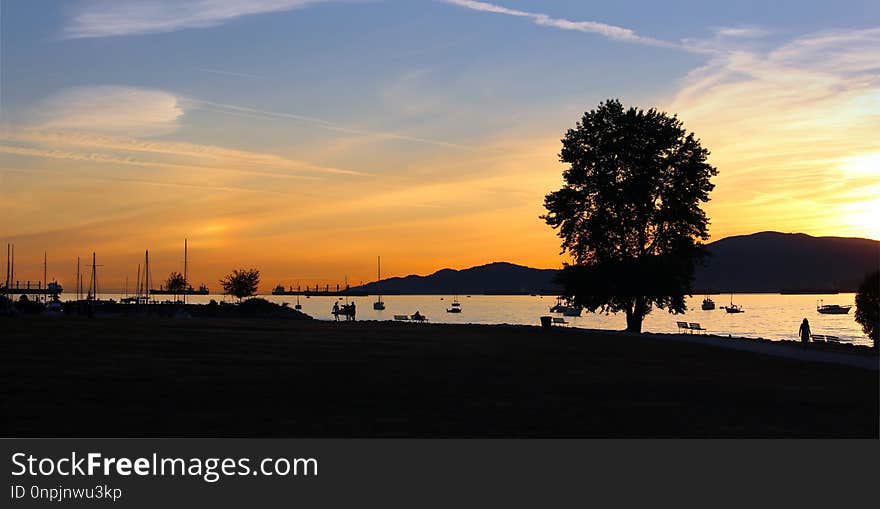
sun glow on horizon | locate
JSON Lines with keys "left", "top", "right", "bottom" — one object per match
{"left": 1, "top": 2, "right": 878, "bottom": 289}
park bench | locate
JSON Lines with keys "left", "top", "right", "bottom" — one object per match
{"left": 810, "top": 334, "right": 840, "bottom": 343}
{"left": 394, "top": 315, "right": 410, "bottom": 321}
{"left": 552, "top": 317, "right": 569, "bottom": 327}
{"left": 688, "top": 323, "right": 707, "bottom": 334}
{"left": 677, "top": 321, "right": 707, "bottom": 334}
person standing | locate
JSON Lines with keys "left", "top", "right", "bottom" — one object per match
{"left": 332, "top": 301, "right": 340, "bottom": 322}
{"left": 799, "top": 318, "right": 811, "bottom": 345}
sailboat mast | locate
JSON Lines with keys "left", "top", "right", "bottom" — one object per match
{"left": 145, "top": 250, "right": 151, "bottom": 303}
{"left": 90, "top": 252, "right": 97, "bottom": 301}
{"left": 76, "top": 256, "right": 80, "bottom": 300}
{"left": 183, "top": 238, "right": 188, "bottom": 304}
{"left": 43, "top": 251, "right": 47, "bottom": 303}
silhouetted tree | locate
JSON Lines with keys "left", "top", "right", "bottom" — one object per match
{"left": 542, "top": 99, "right": 717, "bottom": 333}
{"left": 854, "top": 270, "right": 878, "bottom": 347}
{"left": 165, "top": 271, "right": 187, "bottom": 299}
{"left": 220, "top": 268, "right": 261, "bottom": 303}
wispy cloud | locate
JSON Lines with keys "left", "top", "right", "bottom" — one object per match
{"left": 195, "top": 67, "right": 265, "bottom": 79}
{"left": 0, "top": 130, "right": 370, "bottom": 177}
{"left": 189, "top": 99, "right": 471, "bottom": 149}
{"left": 62, "top": 0, "right": 337, "bottom": 39}
{"left": 32, "top": 86, "right": 184, "bottom": 137}
{"left": 443, "top": 0, "right": 682, "bottom": 50}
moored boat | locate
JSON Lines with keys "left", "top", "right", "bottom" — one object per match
{"left": 721, "top": 293, "right": 744, "bottom": 313}
{"left": 816, "top": 300, "right": 851, "bottom": 314}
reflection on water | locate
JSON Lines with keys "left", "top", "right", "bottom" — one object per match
{"left": 80, "top": 293, "right": 872, "bottom": 346}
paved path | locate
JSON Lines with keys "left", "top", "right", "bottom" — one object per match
{"left": 583, "top": 329, "right": 878, "bottom": 370}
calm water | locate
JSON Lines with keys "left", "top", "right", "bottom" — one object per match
{"left": 82, "top": 292, "right": 872, "bottom": 346}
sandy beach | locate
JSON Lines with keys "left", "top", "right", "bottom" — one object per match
{"left": 1, "top": 317, "right": 876, "bottom": 437}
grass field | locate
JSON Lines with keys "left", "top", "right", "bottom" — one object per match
{"left": 1, "top": 317, "right": 876, "bottom": 437}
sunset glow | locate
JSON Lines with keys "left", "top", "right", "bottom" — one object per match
{"left": 2, "top": 1, "right": 878, "bottom": 291}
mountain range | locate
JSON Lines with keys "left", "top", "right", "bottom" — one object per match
{"left": 351, "top": 232, "right": 879, "bottom": 295}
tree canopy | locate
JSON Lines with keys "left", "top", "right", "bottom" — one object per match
{"left": 165, "top": 271, "right": 187, "bottom": 295}
{"left": 220, "top": 268, "right": 261, "bottom": 302}
{"left": 854, "top": 270, "right": 878, "bottom": 347}
{"left": 542, "top": 99, "right": 717, "bottom": 333}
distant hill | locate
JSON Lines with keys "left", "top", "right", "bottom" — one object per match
{"left": 352, "top": 232, "right": 879, "bottom": 295}
{"left": 693, "top": 231, "right": 879, "bottom": 293}
{"left": 353, "top": 262, "right": 560, "bottom": 295}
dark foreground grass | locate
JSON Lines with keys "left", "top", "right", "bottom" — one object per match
{"left": 1, "top": 317, "right": 876, "bottom": 437}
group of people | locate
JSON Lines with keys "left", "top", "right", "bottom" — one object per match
{"left": 332, "top": 301, "right": 356, "bottom": 321}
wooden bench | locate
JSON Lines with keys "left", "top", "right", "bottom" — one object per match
{"left": 394, "top": 315, "right": 410, "bottom": 321}
{"left": 688, "top": 323, "right": 707, "bottom": 334}
{"left": 677, "top": 321, "right": 706, "bottom": 334}
{"left": 810, "top": 334, "right": 840, "bottom": 343}
{"left": 552, "top": 317, "right": 569, "bottom": 327}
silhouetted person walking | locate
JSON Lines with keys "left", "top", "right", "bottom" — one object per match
{"left": 799, "top": 318, "right": 811, "bottom": 345}
{"left": 332, "top": 301, "right": 340, "bottom": 322}
{"left": 350, "top": 302, "right": 356, "bottom": 321}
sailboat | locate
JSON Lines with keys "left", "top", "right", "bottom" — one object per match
{"left": 295, "top": 291, "right": 302, "bottom": 310}
{"left": 722, "top": 293, "right": 744, "bottom": 313}
{"left": 447, "top": 295, "right": 462, "bottom": 313}
{"left": 373, "top": 256, "right": 385, "bottom": 310}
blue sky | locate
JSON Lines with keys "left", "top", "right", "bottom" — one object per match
{"left": 1, "top": 0, "right": 878, "bottom": 287}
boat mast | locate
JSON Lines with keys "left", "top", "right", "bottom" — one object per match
{"left": 144, "top": 250, "right": 151, "bottom": 303}
{"left": 89, "top": 252, "right": 97, "bottom": 301}
{"left": 76, "top": 256, "right": 80, "bottom": 300}
{"left": 43, "top": 251, "right": 48, "bottom": 303}
{"left": 183, "top": 238, "right": 188, "bottom": 305}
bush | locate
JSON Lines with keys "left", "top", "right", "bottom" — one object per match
{"left": 854, "top": 271, "right": 878, "bottom": 347}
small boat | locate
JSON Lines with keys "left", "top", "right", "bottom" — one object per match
{"left": 295, "top": 293, "right": 302, "bottom": 310}
{"left": 817, "top": 300, "right": 851, "bottom": 314}
{"left": 550, "top": 296, "right": 582, "bottom": 316}
{"left": 373, "top": 256, "right": 385, "bottom": 310}
{"left": 447, "top": 295, "right": 462, "bottom": 313}
{"left": 721, "top": 293, "right": 744, "bottom": 313}
{"left": 701, "top": 297, "right": 715, "bottom": 310}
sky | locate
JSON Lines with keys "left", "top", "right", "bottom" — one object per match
{"left": 1, "top": 0, "right": 878, "bottom": 291}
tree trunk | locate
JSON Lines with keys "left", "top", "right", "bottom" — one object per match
{"left": 625, "top": 298, "right": 645, "bottom": 333}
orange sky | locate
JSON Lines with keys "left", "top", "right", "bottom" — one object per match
{"left": 2, "top": 6, "right": 878, "bottom": 292}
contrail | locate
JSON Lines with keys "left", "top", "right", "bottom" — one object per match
{"left": 187, "top": 99, "right": 472, "bottom": 150}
